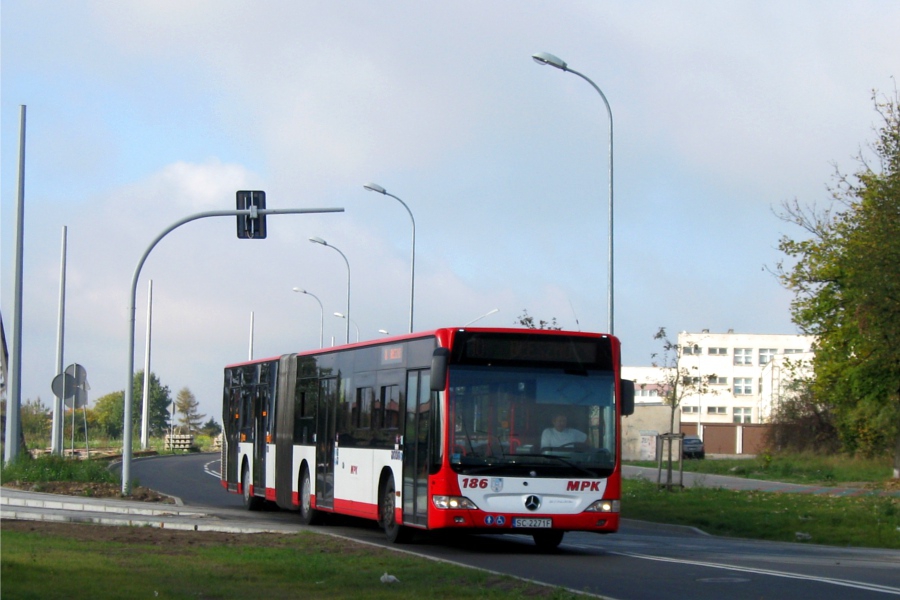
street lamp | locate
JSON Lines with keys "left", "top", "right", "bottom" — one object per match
{"left": 378, "top": 329, "right": 390, "bottom": 336}
{"left": 309, "top": 236, "right": 351, "bottom": 344}
{"left": 532, "top": 51, "right": 615, "bottom": 335}
{"left": 292, "top": 287, "right": 324, "bottom": 348}
{"left": 364, "top": 182, "right": 416, "bottom": 333}
{"left": 465, "top": 308, "right": 499, "bottom": 326}
{"left": 334, "top": 312, "right": 359, "bottom": 343}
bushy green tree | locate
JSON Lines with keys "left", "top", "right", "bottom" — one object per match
{"left": 89, "top": 371, "right": 172, "bottom": 438}
{"left": 134, "top": 371, "right": 173, "bottom": 436}
{"left": 92, "top": 391, "right": 125, "bottom": 438}
{"left": 200, "top": 418, "right": 222, "bottom": 437}
{"left": 20, "top": 397, "right": 51, "bottom": 446}
{"left": 776, "top": 91, "right": 900, "bottom": 473}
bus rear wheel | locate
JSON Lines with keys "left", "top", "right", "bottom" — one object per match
{"left": 241, "top": 462, "right": 262, "bottom": 511}
{"left": 533, "top": 530, "right": 564, "bottom": 551}
{"left": 380, "top": 477, "right": 410, "bottom": 543}
{"left": 297, "top": 466, "right": 320, "bottom": 525}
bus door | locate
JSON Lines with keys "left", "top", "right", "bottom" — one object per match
{"left": 250, "top": 362, "right": 276, "bottom": 495}
{"left": 403, "top": 369, "right": 433, "bottom": 526}
{"left": 223, "top": 371, "right": 241, "bottom": 490}
{"left": 316, "top": 377, "right": 338, "bottom": 510}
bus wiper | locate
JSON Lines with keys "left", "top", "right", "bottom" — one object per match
{"left": 514, "top": 453, "right": 596, "bottom": 477}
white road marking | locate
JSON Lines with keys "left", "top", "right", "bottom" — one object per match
{"left": 615, "top": 551, "right": 900, "bottom": 595}
{"left": 204, "top": 459, "right": 221, "bottom": 479}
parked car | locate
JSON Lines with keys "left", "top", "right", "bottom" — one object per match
{"left": 682, "top": 435, "right": 705, "bottom": 459}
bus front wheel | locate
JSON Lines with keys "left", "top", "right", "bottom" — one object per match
{"left": 533, "top": 530, "right": 564, "bottom": 551}
{"left": 380, "top": 477, "right": 410, "bottom": 543}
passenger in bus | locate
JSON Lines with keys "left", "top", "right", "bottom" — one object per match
{"left": 541, "top": 414, "right": 587, "bottom": 449}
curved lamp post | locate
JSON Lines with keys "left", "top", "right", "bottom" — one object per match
{"left": 532, "top": 51, "right": 615, "bottom": 335}
{"left": 465, "top": 308, "right": 499, "bottom": 326}
{"left": 334, "top": 312, "right": 359, "bottom": 343}
{"left": 309, "top": 236, "right": 351, "bottom": 344}
{"left": 363, "top": 182, "right": 415, "bottom": 333}
{"left": 292, "top": 287, "right": 324, "bottom": 348}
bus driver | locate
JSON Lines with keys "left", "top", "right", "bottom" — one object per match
{"left": 541, "top": 414, "right": 587, "bottom": 449}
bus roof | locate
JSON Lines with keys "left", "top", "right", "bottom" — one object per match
{"left": 224, "top": 327, "right": 614, "bottom": 369}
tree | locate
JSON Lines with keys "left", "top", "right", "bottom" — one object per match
{"left": 92, "top": 391, "right": 125, "bottom": 438}
{"left": 174, "top": 387, "right": 205, "bottom": 435}
{"left": 775, "top": 90, "right": 900, "bottom": 475}
{"left": 20, "top": 397, "right": 51, "bottom": 446}
{"left": 650, "top": 328, "right": 718, "bottom": 489}
{"left": 650, "top": 328, "right": 717, "bottom": 437}
{"left": 516, "top": 310, "right": 563, "bottom": 330}
{"left": 89, "top": 371, "right": 172, "bottom": 439}
{"left": 134, "top": 371, "right": 173, "bottom": 437}
{"left": 199, "top": 418, "right": 222, "bottom": 437}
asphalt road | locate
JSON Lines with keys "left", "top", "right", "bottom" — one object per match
{"left": 127, "top": 453, "right": 900, "bottom": 600}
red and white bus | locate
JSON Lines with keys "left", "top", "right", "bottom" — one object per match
{"left": 221, "top": 327, "right": 635, "bottom": 548}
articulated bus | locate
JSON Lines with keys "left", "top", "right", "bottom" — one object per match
{"left": 221, "top": 327, "right": 635, "bottom": 549}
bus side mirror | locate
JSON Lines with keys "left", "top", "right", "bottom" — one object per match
{"left": 620, "top": 379, "right": 635, "bottom": 416}
{"left": 430, "top": 348, "right": 450, "bottom": 392}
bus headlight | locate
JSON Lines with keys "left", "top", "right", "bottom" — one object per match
{"left": 584, "top": 499, "right": 620, "bottom": 513}
{"left": 432, "top": 495, "right": 479, "bottom": 510}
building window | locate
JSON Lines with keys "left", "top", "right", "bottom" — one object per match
{"left": 733, "top": 377, "right": 753, "bottom": 395}
{"left": 784, "top": 348, "right": 804, "bottom": 354}
{"left": 682, "top": 344, "right": 701, "bottom": 355}
{"left": 708, "top": 376, "right": 728, "bottom": 385}
{"left": 706, "top": 406, "right": 726, "bottom": 415}
{"left": 708, "top": 347, "right": 728, "bottom": 356}
{"left": 734, "top": 348, "right": 753, "bottom": 365}
{"left": 682, "top": 405, "right": 698, "bottom": 414}
{"left": 733, "top": 408, "right": 752, "bottom": 424}
{"left": 759, "top": 348, "right": 777, "bottom": 365}
{"left": 637, "top": 389, "right": 659, "bottom": 397}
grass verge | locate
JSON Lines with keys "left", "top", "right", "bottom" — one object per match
{"left": 621, "top": 477, "right": 900, "bottom": 548}
{"left": 1, "top": 523, "right": 578, "bottom": 600}
{"left": 627, "top": 452, "right": 895, "bottom": 485}
{"left": 0, "top": 453, "right": 116, "bottom": 485}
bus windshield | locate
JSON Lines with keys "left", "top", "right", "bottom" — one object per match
{"left": 447, "top": 365, "right": 617, "bottom": 477}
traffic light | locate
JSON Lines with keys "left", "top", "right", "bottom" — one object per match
{"left": 236, "top": 190, "right": 267, "bottom": 239}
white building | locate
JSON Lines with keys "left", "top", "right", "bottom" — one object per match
{"left": 674, "top": 330, "right": 814, "bottom": 425}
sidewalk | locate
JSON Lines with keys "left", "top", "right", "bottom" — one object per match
{"left": 623, "top": 465, "right": 900, "bottom": 497}
{"left": 0, "top": 486, "right": 306, "bottom": 534}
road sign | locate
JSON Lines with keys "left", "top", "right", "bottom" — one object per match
{"left": 51, "top": 372, "right": 77, "bottom": 400}
{"left": 61, "top": 363, "right": 89, "bottom": 408}
{"left": 236, "top": 190, "right": 267, "bottom": 239}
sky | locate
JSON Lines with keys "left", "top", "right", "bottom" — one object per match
{"left": 2, "top": 1, "right": 898, "bottom": 427}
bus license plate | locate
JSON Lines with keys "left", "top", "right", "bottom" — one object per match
{"left": 513, "top": 518, "right": 552, "bottom": 528}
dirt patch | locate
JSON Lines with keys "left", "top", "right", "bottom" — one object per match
{"left": 2, "top": 480, "right": 175, "bottom": 503}
{"left": 0, "top": 519, "right": 370, "bottom": 551}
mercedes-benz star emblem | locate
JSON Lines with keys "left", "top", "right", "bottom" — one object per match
{"left": 524, "top": 495, "right": 541, "bottom": 511}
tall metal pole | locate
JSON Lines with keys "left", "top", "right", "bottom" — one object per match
{"left": 4, "top": 105, "right": 27, "bottom": 464}
{"left": 533, "top": 53, "right": 614, "bottom": 334}
{"left": 248, "top": 312, "right": 254, "bottom": 361}
{"left": 120, "top": 206, "right": 343, "bottom": 494}
{"left": 52, "top": 226, "right": 67, "bottom": 455}
{"left": 140, "top": 280, "right": 152, "bottom": 449}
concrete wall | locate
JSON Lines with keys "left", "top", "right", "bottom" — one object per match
{"left": 622, "top": 404, "right": 677, "bottom": 461}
